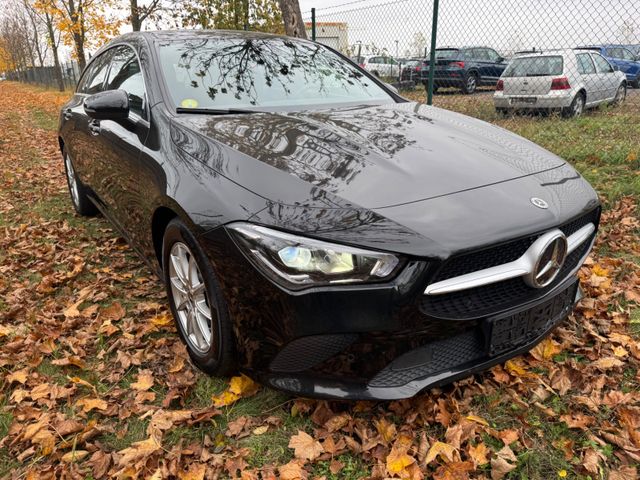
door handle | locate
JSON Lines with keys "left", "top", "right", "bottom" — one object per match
{"left": 63, "top": 108, "right": 72, "bottom": 120}
{"left": 88, "top": 120, "right": 101, "bottom": 136}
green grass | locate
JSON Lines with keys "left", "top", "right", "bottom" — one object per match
{"left": 101, "top": 416, "right": 149, "bottom": 451}
{"left": 29, "top": 107, "right": 59, "bottom": 131}
{"left": 311, "top": 454, "right": 370, "bottom": 479}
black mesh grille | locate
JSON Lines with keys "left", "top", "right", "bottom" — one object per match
{"left": 421, "top": 209, "right": 599, "bottom": 320}
{"left": 270, "top": 334, "right": 358, "bottom": 373}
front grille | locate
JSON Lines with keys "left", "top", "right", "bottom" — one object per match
{"left": 421, "top": 208, "right": 599, "bottom": 320}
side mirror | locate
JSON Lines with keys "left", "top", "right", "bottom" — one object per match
{"left": 384, "top": 82, "right": 399, "bottom": 94}
{"left": 84, "top": 89, "right": 129, "bottom": 120}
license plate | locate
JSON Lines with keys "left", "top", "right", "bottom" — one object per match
{"left": 486, "top": 282, "right": 578, "bottom": 356}
{"left": 510, "top": 97, "right": 537, "bottom": 105}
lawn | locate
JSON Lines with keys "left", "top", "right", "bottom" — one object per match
{"left": 0, "top": 81, "right": 638, "bottom": 480}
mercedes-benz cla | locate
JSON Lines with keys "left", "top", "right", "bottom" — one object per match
{"left": 58, "top": 31, "right": 600, "bottom": 400}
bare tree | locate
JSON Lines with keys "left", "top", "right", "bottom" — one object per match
{"left": 277, "top": 0, "right": 306, "bottom": 39}
{"left": 129, "top": 0, "right": 163, "bottom": 31}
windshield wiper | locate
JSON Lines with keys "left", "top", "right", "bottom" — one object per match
{"left": 176, "top": 107, "right": 264, "bottom": 115}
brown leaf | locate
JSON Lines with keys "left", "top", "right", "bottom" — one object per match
{"left": 425, "top": 441, "right": 457, "bottom": 465}
{"left": 116, "top": 435, "right": 162, "bottom": 467}
{"left": 76, "top": 397, "right": 108, "bottom": 413}
{"left": 101, "top": 302, "right": 125, "bottom": 321}
{"left": 490, "top": 455, "right": 516, "bottom": 480}
{"left": 279, "top": 460, "right": 307, "bottom": 480}
{"left": 61, "top": 450, "right": 89, "bottom": 463}
{"left": 288, "top": 430, "right": 323, "bottom": 461}
{"left": 131, "top": 371, "right": 154, "bottom": 391}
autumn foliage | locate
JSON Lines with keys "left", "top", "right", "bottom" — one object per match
{"left": 0, "top": 82, "right": 639, "bottom": 479}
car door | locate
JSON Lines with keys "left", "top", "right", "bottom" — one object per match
{"left": 619, "top": 47, "right": 640, "bottom": 82}
{"left": 89, "top": 44, "right": 151, "bottom": 239}
{"left": 484, "top": 48, "right": 506, "bottom": 83}
{"left": 65, "top": 50, "right": 114, "bottom": 192}
{"left": 470, "top": 49, "right": 491, "bottom": 82}
{"left": 591, "top": 53, "right": 619, "bottom": 101}
{"left": 575, "top": 53, "right": 599, "bottom": 104}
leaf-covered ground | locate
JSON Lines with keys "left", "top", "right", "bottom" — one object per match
{"left": 0, "top": 81, "right": 639, "bottom": 480}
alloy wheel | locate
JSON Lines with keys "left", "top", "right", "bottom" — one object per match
{"left": 468, "top": 76, "right": 476, "bottom": 91}
{"left": 573, "top": 96, "right": 584, "bottom": 117}
{"left": 169, "top": 242, "right": 214, "bottom": 354}
{"left": 614, "top": 85, "right": 626, "bottom": 104}
{"left": 64, "top": 154, "right": 80, "bottom": 207}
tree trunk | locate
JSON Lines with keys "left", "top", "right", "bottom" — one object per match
{"left": 67, "top": 0, "right": 86, "bottom": 70}
{"left": 130, "top": 0, "right": 141, "bottom": 31}
{"left": 277, "top": 0, "right": 306, "bottom": 39}
{"left": 45, "top": 12, "right": 65, "bottom": 91}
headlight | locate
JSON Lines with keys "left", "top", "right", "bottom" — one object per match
{"left": 227, "top": 223, "right": 402, "bottom": 290}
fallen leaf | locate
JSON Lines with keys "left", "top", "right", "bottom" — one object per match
{"left": 288, "top": 430, "right": 323, "bottom": 461}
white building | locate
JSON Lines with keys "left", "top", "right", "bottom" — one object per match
{"left": 305, "top": 22, "right": 349, "bottom": 53}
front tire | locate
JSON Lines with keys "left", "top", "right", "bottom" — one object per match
{"left": 62, "top": 148, "right": 98, "bottom": 216}
{"left": 162, "top": 218, "right": 237, "bottom": 376}
{"left": 562, "top": 92, "right": 585, "bottom": 118}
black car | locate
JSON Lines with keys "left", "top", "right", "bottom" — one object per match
{"left": 420, "top": 46, "right": 508, "bottom": 93}
{"left": 59, "top": 30, "right": 600, "bottom": 400}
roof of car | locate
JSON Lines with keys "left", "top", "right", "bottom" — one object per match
{"left": 514, "top": 48, "right": 577, "bottom": 58}
{"left": 114, "top": 29, "right": 302, "bottom": 43}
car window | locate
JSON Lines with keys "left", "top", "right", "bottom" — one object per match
{"left": 369, "top": 57, "right": 380, "bottom": 64}
{"left": 433, "top": 49, "right": 459, "bottom": 59}
{"left": 473, "top": 49, "right": 490, "bottom": 61}
{"left": 620, "top": 48, "right": 635, "bottom": 60}
{"left": 77, "top": 51, "right": 113, "bottom": 94}
{"left": 606, "top": 47, "right": 621, "bottom": 58}
{"left": 485, "top": 49, "right": 501, "bottom": 62}
{"left": 386, "top": 57, "right": 397, "bottom": 65}
{"left": 592, "top": 54, "right": 614, "bottom": 73}
{"left": 576, "top": 53, "right": 596, "bottom": 75}
{"left": 105, "top": 45, "right": 147, "bottom": 119}
{"left": 502, "top": 55, "right": 563, "bottom": 77}
{"left": 157, "top": 38, "right": 394, "bottom": 110}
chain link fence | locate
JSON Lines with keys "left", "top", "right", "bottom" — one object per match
{"left": 304, "top": 0, "right": 640, "bottom": 114}
{"left": 4, "top": 61, "right": 81, "bottom": 91}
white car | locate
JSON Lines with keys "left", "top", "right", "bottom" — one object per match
{"left": 359, "top": 55, "right": 400, "bottom": 78}
{"left": 494, "top": 49, "right": 627, "bottom": 117}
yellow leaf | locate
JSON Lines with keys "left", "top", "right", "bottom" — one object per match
{"left": 386, "top": 449, "right": 415, "bottom": 474}
{"left": 626, "top": 151, "right": 637, "bottom": 162}
{"left": 253, "top": 425, "right": 269, "bottom": 435}
{"left": 131, "top": 372, "right": 154, "bottom": 391}
{"left": 374, "top": 417, "right": 397, "bottom": 443}
{"left": 229, "top": 374, "right": 259, "bottom": 396}
{"left": 468, "top": 442, "right": 489, "bottom": 466}
{"left": 6, "top": 368, "right": 29, "bottom": 384}
{"left": 76, "top": 397, "right": 108, "bottom": 413}
{"left": 531, "top": 337, "right": 562, "bottom": 361}
{"left": 613, "top": 346, "right": 628, "bottom": 358}
{"left": 591, "top": 264, "right": 609, "bottom": 277}
{"left": 424, "top": 441, "right": 457, "bottom": 465}
{"left": 178, "top": 463, "right": 206, "bottom": 480}
{"left": 466, "top": 414, "right": 489, "bottom": 427}
{"left": 151, "top": 312, "right": 172, "bottom": 326}
{"left": 117, "top": 435, "right": 162, "bottom": 466}
{"left": 0, "top": 325, "right": 12, "bottom": 337}
{"left": 212, "top": 374, "right": 259, "bottom": 407}
{"left": 61, "top": 450, "right": 89, "bottom": 463}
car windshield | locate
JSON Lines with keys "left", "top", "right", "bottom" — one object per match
{"left": 503, "top": 56, "right": 564, "bottom": 77}
{"left": 157, "top": 37, "right": 394, "bottom": 111}
{"left": 430, "top": 49, "right": 459, "bottom": 59}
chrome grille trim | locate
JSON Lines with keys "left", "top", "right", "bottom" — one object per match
{"left": 424, "top": 223, "right": 595, "bottom": 296}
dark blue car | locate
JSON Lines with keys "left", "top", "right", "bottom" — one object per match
{"left": 576, "top": 45, "right": 640, "bottom": 87}
{"left": 419, "top": 47, "right": 508, "bottom": 94}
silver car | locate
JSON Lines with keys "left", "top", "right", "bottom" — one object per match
{"left": 494, "top": 49, "right": 627, "bottom": 117}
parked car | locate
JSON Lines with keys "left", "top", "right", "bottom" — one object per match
{"left": 575, "top": 45, "right": 640, "bottom": 88}
{"left": 360, "top": 55, "right": 400, "bottom": 78}
{"left": 60, "top": 30, "right": 600, "bottom": 400}
{"left": 400, "top": 58, "right": 423, "bottom": 84}
{"left": 494, "top": 49, "right": 627, "bottom": 117}
{"left": 420, "top": 46, "right": 508, "bottom": 94}
{"left": 626, "top": 44, "right": 640, "bottom": 58}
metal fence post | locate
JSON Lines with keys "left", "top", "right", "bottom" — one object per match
{"left": 426, "top": 0, "right": 439, "bottom": 105}
{"left": 311, "top": 8, "right": 316, "bottom": 41}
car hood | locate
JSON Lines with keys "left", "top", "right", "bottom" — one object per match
{"left": 170, "top": 102, "right": 565, "bottom": 210}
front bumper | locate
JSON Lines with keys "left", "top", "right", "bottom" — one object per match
{"left": 198, "top": 206, "right": 597, "bottom": 400}
{"left": 258, "top": 278, "right": 581, "bottom": 400}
